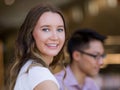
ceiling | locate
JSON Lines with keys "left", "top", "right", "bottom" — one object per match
{"left": 0, "top": 0, "right": 87, "bottom": 37}
{"left": 0, "top": 0, "right": 73, "bottom": 32}
{"left": 1, "top": 0, "right": 120, "bottom": 34}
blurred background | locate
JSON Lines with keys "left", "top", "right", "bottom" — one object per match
{"left": 0, "top": 0, "right": 120, "bottom": 90}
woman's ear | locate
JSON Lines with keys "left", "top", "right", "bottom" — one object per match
{"left": 72, "top": 51, "right": 81, "bottom": 62}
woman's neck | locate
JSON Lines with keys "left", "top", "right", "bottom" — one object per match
{"left": 40, "top": 55, "right": 53, "bottom": 66}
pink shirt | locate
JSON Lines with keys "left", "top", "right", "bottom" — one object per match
{"left": 55, "top": 65, "right": 100, "bottom": 90}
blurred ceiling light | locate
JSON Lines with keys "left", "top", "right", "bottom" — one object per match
{"left": 4, "top": 0, "right": 15, "bottom": 5}
{"left": 97, "top": 0, "right": 107, "bottom": 8}
{"left": 88, "top": 1, "right": 99, "bottom": 16}
{"left": 87, "top": 0, "right": 118, "bottom": 16}
{"left": 107, "top": 0, "right": 117, "bottom": 8}
{"left": 71, "top": 7, "right": 83, "bottom": 23}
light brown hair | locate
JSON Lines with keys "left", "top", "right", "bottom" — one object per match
{"left": 8, "top": 3, "right": 68, "bottom": 90}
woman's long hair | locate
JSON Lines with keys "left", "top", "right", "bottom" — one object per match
{"left": 8, "top": 3, "right": 69, "bottom": 90}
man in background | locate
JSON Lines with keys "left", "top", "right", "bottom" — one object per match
{"left": 55, "top": 28, "right": 107, "bottom": 90}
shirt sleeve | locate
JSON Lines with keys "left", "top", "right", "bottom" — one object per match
{"left": 27, "top": 66, "right": 59, "bottom": 89}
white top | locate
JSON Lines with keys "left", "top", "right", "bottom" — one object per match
{"left": 14, "top": 60, "right": 59, "bottom": 90}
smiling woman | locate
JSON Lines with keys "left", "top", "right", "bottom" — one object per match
{"left": 7, "top": 3, "right": 68, "bottom": 90}
{"left": 32, "top": 12, "right": 65, "bottom": 65}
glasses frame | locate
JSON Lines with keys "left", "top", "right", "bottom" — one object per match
{"left": 77, "top": 50, "right": 106, "bottom": 60}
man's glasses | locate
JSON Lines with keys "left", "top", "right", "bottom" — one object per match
{"left": 77, "top": 50, "right": 106, "bottom": 60}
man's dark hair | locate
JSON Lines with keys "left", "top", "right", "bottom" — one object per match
{"left": 67, "top": 28, "right": 107, "bottom": 62}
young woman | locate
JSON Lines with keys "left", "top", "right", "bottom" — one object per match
{"left": 9, "top": 3, "right": 68, "bottom": 90}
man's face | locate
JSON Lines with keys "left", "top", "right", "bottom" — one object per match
{"left": 77, "top": 40, "right": 105, "bottom": 77}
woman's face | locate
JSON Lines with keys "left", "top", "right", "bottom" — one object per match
{"left": 33, "top": 12, "right": 65, "bottom": 62}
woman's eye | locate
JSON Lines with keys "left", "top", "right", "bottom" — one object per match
{"left": 57, "top": 28, "right": 64, "bottom": 32}
{"left": 42, "top": 28, "right": 49, "bottom": 32}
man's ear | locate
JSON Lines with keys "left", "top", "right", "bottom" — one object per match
{"left": 72, "top": 51, "right": 81, "bottom": 62}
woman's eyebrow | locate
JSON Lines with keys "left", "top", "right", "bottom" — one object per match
{"left": 40, "top": 25, "right": 50, "bottom": 28}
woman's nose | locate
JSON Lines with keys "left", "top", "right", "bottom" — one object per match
{"left": 51, "top": 30, "right": 58, "bottom": 40}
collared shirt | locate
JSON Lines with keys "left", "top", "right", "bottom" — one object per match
{"left": 55, "top": 65, "right": 100, "bottom": 90}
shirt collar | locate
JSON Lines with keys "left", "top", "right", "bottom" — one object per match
{"left": 64, "top": 65, "right": 94, "bottom": 90}
{"left": 64, "top": 65, "right": 79, "bottom": 86}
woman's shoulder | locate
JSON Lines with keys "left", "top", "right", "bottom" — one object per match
{"left": 15, "top": 60, "right": 59, "bottom": 90}
{"left": 27, "top": 62, "right": 60, "bottom": 89}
